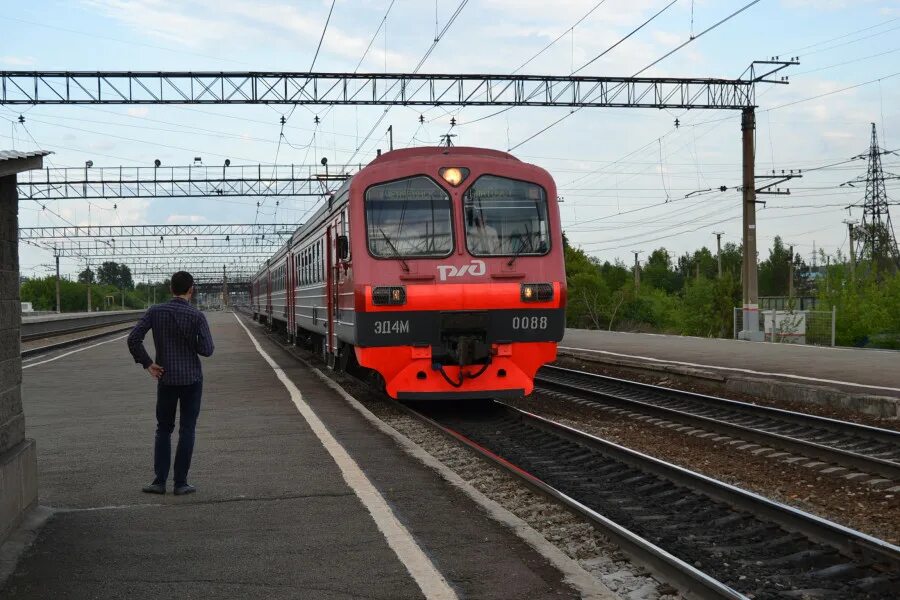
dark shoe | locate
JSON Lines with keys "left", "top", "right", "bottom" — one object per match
{"left": 173, "top": 484, "right": 196, "bottom": 496}
{"left": 142, "top": 482, "right": 166, "bottom": 494}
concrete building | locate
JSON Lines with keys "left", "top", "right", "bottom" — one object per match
{"left": 1, "top": 150, "right": 50, "bottom": 544}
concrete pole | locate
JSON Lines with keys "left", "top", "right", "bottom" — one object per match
{"left": 826, "top": 256, "right": 831, "bottom": 294}
{"left": 788, "top": 245, "right": 794, "bottom": 299}
{"left": 223, "top": 265, "right": 228, "bottom": 308}
{"left": 86, "top": 263, "right": 92, "bottom": 312}
{"left": 631, "top": 250, "right": 641, "bottom": 289}
{"left": 714, "top": 231, "right": 723, "bottom": 278}
{"left": 55, "top": 254, "right": 61, "bottom": 313}
{"left": 739, "top": 107, "right": 762, "bottom": 340}
{"left": 844, "top": 221, "right": 856, "bottom": 284}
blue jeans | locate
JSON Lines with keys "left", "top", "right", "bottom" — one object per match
{"left": 153, "top": 380, "right": 203, "bottom": 486}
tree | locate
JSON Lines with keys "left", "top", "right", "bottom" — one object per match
{"left": 96, "top": 262, "right": 134, "bottom": 289}
{"left": 78, "top": 267, "right": 95, "bottom": 284}
{"left": 642, "top": 248, "right": 682, "bottom": 293}
{"left": 677, "top": 247, "right": 718, "bottom": 281}
{"left": 758, "top": 236, "right": 792, "bottom": 296}
{"left": 720, "top": 242, "right": 743, "bottom": 277}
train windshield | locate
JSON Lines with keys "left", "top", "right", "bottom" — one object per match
{"left": 366, "top": 176, "right": 453, "bottom": 257}
{"left": 464, "top": 175, "right": 550, "bottom": 256}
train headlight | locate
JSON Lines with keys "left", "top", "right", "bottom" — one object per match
{"left": 521, "top": 283, "right": 553, "bottom": 302}
{"left": 373, "top": 286, "right": 406, "bottom": 305}
{"left": 440, "top": 167, "right": 470, "bottom": 187}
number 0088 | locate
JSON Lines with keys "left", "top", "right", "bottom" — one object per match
{"left": 512, "top": 315, "right": 548, "bottom": 330}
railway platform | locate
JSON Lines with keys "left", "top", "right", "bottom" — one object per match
{"left": 1, "top": 311, "right": 612, "bottom": 600}
{"left": 560, "top": 329, "right": 900, "bottom": 417}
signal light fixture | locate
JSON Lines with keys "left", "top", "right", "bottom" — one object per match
{"left": 520, "top": 283, "right": 553, "bottom": 302}
{"left": 440, "top": 167, "right": 470, "bottom": 187}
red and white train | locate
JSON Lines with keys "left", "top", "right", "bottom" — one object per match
{"left": 250, "top": 146, "right": 565, "bottom": 400}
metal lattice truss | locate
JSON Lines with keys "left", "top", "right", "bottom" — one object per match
{"left": 38, "top": 237, "right": 283, "bottom": 258}
{"left": 123, "top": 256, "right": 263, "bottom": 270}
{"left": 17, "top": 164, "right": 350, "bottom": 201}
{"left": 131, "top": 269, "right": 253, "bottom": 284}
{"left": 1, "top": 71, "right": 762, "bottom": 109}
{"left": 19, "top": 223, "right": 296, "bottom": 240}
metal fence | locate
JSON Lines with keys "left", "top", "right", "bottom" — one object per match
{"left": 734, "top": 306, "right": 836, "bottom": 346}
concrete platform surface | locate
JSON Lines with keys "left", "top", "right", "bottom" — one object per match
{"left": 561, "top": 329, "right": 900, "bottom": 398}
{"left": 2, "top": 312, "right": 593, "bottom": 600}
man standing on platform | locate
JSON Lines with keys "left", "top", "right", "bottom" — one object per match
{"left": 127, "top": 271, "right": 214, "bottom": 496}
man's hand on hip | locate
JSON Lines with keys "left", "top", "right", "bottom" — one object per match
{"left": 146, "top": 363, "right": 164, "bottom": 379}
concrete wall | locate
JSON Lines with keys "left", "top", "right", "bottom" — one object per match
{"left": 0, "top": 173, "right": 38, "bottom": 543}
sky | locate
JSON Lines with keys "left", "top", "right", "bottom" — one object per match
{"left": 2, "top": 0, "right": 899, "bottom": 279}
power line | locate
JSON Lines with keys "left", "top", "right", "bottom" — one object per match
{"left": 308, "top": 0, "right": 337, "bottom": 73}
{"left": 440, "top": 0, "right": 613, "bottom": 131}
{"left": 634, "top": 0, "right": 762, "bottom": 76}
{"left": 509, "top": 0, "right": 760, "bottom": 151}
{"left": 344, "top": 0, "right": 469, "bottom": 165}
{"left": 515, "top": 0, "right": 610, "bottom": 74}
{"left": 765, "top": 71, "right": 900, "bottom": 112}
{"left": 573, "top": 0, "right": 678, "bottom": 74}
{"left": 778, "top": 16, "right": 900, "bottom": 56}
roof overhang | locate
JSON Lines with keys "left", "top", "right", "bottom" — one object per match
{"left": 0, "top": 150, "right": 52, "bottom": 178}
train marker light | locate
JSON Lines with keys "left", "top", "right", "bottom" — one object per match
{"left": 440, "top": 167, "right": 469, "bottom": 186}
{"left": 521, "top": 283, "right": 553, "bottom": 302}
{"left": 373, "top": 286, "right": 406, "bottom": 305}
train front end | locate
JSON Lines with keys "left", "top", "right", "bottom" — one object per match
{"left": 348, "top": 147, "right": 565, "bottom": 400}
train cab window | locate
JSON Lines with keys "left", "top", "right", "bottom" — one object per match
{"left": 366, "top": 176, "right": 452, "bottom": 257}
{"left": 463, "top": 175, "right": 550, "bottom": 257}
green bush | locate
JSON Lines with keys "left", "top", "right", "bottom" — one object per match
{"left": 20, "top": 276, "right": 157, "bottom": 312}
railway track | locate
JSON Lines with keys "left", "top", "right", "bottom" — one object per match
{"left": 247, "top": 317, "right": 900, "bottom": 598}
{"left": 407, "top": 400, "right": 900, "bottom": 600}
{"left": 535, "top": 365, "right": 900, "bottom": 484}
{"left": 21, "top": 313, "right": 144, "bottom": 357}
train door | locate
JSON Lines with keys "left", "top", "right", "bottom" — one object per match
{"left": 325, "top": 225, "right": 336, "bottom": 367}
{"left": 266, "top": 270, "right": 272, "bottom": 318}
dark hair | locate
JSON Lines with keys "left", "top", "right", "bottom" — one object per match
{"left": 171, "top": 271, "right": 194, "bottom": 295}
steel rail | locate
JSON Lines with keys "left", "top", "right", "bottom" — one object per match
{"left": 400, "top": 401, "right": 900, "bottom": 599}
{"left": 396, "top": 401, "right": 745, "bottom": 600}
{"left": 536, "top": 365, "right": 900, "bottom": 481}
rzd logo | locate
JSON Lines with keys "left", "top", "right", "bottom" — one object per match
{"left": 437, "top": 260, "right": 486, "bottom": 281}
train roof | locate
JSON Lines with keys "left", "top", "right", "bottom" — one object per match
{"left": 368, "top": 146, "right": 520, "bottom": 165}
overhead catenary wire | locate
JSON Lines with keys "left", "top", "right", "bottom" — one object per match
{"left": 344, "top": 0, "right": 469, "bottom": 166}
{"left": 509, "top": 0, "right": 763, "bottom": 152}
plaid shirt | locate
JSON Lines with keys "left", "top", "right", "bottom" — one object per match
{"left": 127, "top": 298, "right": 214, "bottom": 385}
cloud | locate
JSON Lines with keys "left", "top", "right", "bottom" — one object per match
{"left": 81, "top": 0, "right": 413, "bottom": 66}
{"left": 89, "top": 139, "right": 118, "bottom": 152}
{"left": 0, "top": 55, "right": 36, "bottom": 66}
{"left": 126, "top": 107, "right": 150, "bottom": 118}
{"left": 166, "top": 214, "right": 207, "bottom": 224}
{"left": 652, "top": 31, "right": 683, "bottom": 47}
